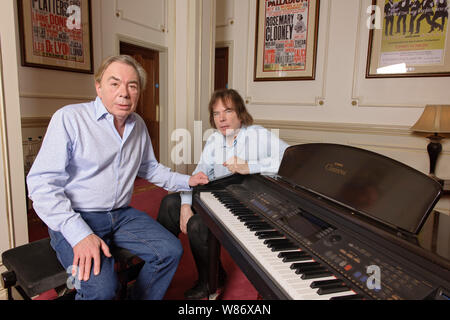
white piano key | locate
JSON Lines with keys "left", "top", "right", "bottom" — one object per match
{"left": 200, "top": 192, "right": 352, "bottom": 300}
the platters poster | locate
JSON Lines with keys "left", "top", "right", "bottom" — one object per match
{"left": 18, "top": 0, "right": 93, "bottom": 73}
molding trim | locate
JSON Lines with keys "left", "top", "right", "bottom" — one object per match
{"left": 351, "top": 1, "right": 424, "bottom": 109}
{"left": 115, "top": 34, "right": 168, "bottom": 54}
{"left": 21, "top": 117, "right": 51, "bottom": 129}
{"left": 245, "top": 0, "right": 332, "bottom": 107}
{"left": 216, "top": 0, "right": 235, "bottom": 28}
{"left": 114, "top": 0, "right": 167, "bottom": 33}
{"left": 255, "top": 119, "right": 412, "bottom": 136}
{"left": 20, "top": 93, "right": 95, "bottom": 101}
{"left": 255, "top": 119, "right": 450, "bottom": 161}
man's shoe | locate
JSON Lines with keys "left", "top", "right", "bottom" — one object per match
{"left": 184, "top": 281, "right": 209, "bottom": 300}
{"left": 184, "top": 270, "right": 227, "bottom": 300}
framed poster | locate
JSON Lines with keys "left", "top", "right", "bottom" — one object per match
{"left": 366, "top": 0, "right": 450, "bottom": 78}
{"left": 17, "top": 0, "right": 93, "bottom": 74}
{"left": 254, "top": 0, "right": 320, "bottom": 81}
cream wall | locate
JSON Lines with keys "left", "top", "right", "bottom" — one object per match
{"left": 0, "top": 0, "right": 29, "bottom": 299}
{"left": 1, "top": 0, "right": 215, "bottom": 298}
{"left": 19, "top": 0, "right": 215, "bottom": 168}
{"left": 1, "top": 0, "right": 449, "bottom": 299}
{"left": 216, "top": 0, "right": 450, "bottom": 215}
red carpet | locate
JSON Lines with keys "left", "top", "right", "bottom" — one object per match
{"left": 28, "top": 178, "right": 259, "bottom": 300}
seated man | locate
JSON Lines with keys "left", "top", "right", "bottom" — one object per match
{"left": 157, "top": 88, "right": 289, "bottom": 299}
{"left": 26, "top": 55, "right": 208, "bottom": 300}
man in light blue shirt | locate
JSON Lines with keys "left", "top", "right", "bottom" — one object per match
{"left": 27, "top": 55, "right": 208, "bottom": 300}
{"left": 157, "top": 89, "right": 289, "bottom": 299}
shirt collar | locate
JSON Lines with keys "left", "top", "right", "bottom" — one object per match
{"left": 94, "top": 96, "right": 109, "bottom": 121}
{"left": 221, "top": 126, "right": 247, "bottom": 148}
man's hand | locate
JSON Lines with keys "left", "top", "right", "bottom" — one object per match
{"left": 72, "top": 234, "right": 112, "bottom": 281}
{"left": 188, "top": 171, "right": 209, "bottom": 186}
{"left": 224, "top": 156, "right": 250, "bottom": 175}
{"left": 180, "top": 204, "right": 194, "bottom": 234}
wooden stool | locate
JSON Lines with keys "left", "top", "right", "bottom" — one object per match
{"left": 1, "top": 238, "right": 144, "bottom": 300}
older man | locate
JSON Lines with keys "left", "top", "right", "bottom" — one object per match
{"left": 27, "top": 55, "right": 208, "bottom": 300}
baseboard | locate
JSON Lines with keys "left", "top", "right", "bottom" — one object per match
{"left": 21, "top": 117, "right": 51, "bottom": 129}
{"left": 0, "top": 288, "right": 7, "bottom": 300}
{"left": 0, "top": 264, "right": 6, "bottom": 300}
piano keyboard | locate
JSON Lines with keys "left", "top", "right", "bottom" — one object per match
{"left": 200, "top": 191, "right": 361, "bottom": 300}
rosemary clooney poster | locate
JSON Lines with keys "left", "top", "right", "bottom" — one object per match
{"left": 254, "top": 0, "right": 320, "bottom": 81}
{"left": 18, "top": 0, "right": 93, "bottom": 73}
{"left": 367, "top": 0, "right": 450, "bottom": 77}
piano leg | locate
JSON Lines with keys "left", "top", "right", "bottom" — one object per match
{"left": 207, "top": 229, "right": 220, "bottom": 299}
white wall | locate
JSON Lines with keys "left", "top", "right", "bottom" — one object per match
{"left": 19, "top": 0, "right": 215, "bottom": 170}
{"left": 216, "top": 0, "right": 450, "bottom": 214}
{"left": 0, "top": 0, "right": 29, "bottom": 296}
{"left": 1, "top": 0, "right": 216, "bottom": 298}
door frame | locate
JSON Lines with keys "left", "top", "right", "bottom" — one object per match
{"left": 115, "top": 34, "right": 170, "bottom": 167}
{"left": 215, "top": 41, "right": 233, "bottom": 90}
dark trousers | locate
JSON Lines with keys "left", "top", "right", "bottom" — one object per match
{"left": 385, "top": 16, "right": 394, "bottom": 35}
{"left": 157, "top": 193, "right": 224, "bottom": 285}
{"left": 49, "top": 207, "right": 182, "bottom": 300}
{"left": 416, "top": 13, "right": 434, "bottom": 32}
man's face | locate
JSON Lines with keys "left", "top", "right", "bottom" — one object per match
{"left": 95, "top": 61, "right": 140, "bottom": 122}
{"left": 212, "top": 98, "right": 242, "bottom": 136}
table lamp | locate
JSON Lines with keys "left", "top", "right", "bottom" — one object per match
{"left": 411, "top": 105, "right": 450, "bottom": 178}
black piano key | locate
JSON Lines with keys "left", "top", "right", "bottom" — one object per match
{"left": 270, "top": 243, "right": 299, "bottom": 252}
{"left": 231, "top": 209, "right": 253, "bottom": 213}
{"left": 295, "top": 265, "right": 327, "bottom": 274}
{"left": 245, "top": 221, "right": 270, "bottom": 228}
{"left": 234, "top": 214, "right": 255, "bottom": 218}
{"left": 217, "top": 199, "right": 236, "bottom": 203}
{"left": 225, "top": 204, "right": 246, "bottom": 209}
{"left": 239, "top": 216, "right": 261, "bottom": 222}
{"left": 217, "top": 196, "right": 236, "bottom": 200}
{"left": 249, "top": 225, "right": 274, "bottom": 232}
{"left": 300, "top": 270, "right": 333, "bottom": 280}
{"left": 255, "top": 231, "right": 282, "bottom": 239}
{"left": 266, "top": 240, "right": 294, "bottom": 248}
{"left": 310, "top": 279, "right": 344, "bottom": 289}
{"left": 233, "top": 211, "right": 255, "bottom": 217}
{"left": 278, "top": 251, "right": 311, "bottom": 262}
{"left": 317, "top": 284, "right": 351, "bottom": 295}
{"left": 330, "top": 294, "right": 363, "bottom": 300}
{"left": 290, "top": 261, "right": 320, "bottom": 270}
{"left": 263, "top": 238, "right": 288, "bottom": 245}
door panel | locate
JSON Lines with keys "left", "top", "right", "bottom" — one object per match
{"left": 215, "top": 47, "right": 229, "bottom": 91}
{"left": 120, "top": 42, "right": 160, "bottom": 161}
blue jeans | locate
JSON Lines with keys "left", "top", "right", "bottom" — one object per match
{"left": 48, "top": 206, "right": 183, "bottom": 300}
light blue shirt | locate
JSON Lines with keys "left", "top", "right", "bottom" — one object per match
{"left": 180, "top": 125, "right": 289, "bottom": 205}
{"left": 27, "top": 97, "right": 191, "bottom": 247}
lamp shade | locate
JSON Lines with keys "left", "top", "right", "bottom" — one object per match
{"left": 411, "top": 105, "right": 450, "bottom": 133}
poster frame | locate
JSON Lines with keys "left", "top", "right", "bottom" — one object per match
{"left": 366, "top": 0, "right": 450, "bottom": 78}
{"left": 253, "top": 0, "right": 320, "bottom": 81}
{"left": 17, "top": 0, "right": 94, "bottom": 74}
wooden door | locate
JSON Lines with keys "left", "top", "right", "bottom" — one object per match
{"left": 120, "top": 42, "right": 160, "bottom": 161}
{"left": 215, "top": 47, "right": 229, "bottom": 91}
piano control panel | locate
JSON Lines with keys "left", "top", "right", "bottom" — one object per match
{"left": 226, "top": 184, "right": 442, "bottom": 300}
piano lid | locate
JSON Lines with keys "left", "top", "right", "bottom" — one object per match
{"left": 278, "top": 144, "right": 442, "bottom": 235}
